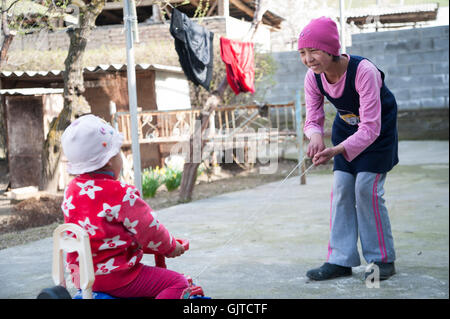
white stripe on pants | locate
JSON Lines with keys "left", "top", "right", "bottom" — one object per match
{"left": 327, "top": 170, "right": 396, "bottom": 267}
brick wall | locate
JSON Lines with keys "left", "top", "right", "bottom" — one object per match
{"left": 7, "top": 16, "right": 227, "bottom": 52}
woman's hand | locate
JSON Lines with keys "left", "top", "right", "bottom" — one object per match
{"left": 307, "top": 133, "right": 326, "bottom": 158}
{"left": 313, "top": 144, "right": 345, "bottom": 166}
{"left": 166, "top": 240, "right": 185, "bottom": 258}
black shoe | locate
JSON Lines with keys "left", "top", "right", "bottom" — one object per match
{"left": 364, "top": 262, "right": 396, "bottom": 281}
{"left": 306, "top": 262, "right": 352, "bottom": 281}
{"left": 37, "top": 286, "right": 72, "bottom": 299}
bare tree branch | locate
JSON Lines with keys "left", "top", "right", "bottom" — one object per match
{"left": 1, "top": 0, "right": 20, "bottom": 14}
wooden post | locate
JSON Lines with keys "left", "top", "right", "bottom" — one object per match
{"left": 218, "top": 0, "right": 229, "bottom": 17}
{"left": 151, "top": 3, "right": 163, "bottom": 23}
{"left": 295, "top": 91, "right": 306, "bottom": 185}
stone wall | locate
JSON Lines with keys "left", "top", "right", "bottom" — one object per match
{"left": 5, "top": 16, "right": 268, "bottom": 52}
{"left": 349, "top": 25, "right": 449, "bottom": 112}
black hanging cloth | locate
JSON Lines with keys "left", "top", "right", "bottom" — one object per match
{"left": 170, "top": 8, "right": 214, "bottom": 91}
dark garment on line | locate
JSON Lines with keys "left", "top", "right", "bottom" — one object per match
{"left": 170, "top": 8, "right": 214, "bottom": 91}
{"left": 220, "top": 37, "right": 255, "bottom": 95}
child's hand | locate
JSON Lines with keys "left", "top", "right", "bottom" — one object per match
{"left": 166, "top": 240, "right": 185, "bottom": 258}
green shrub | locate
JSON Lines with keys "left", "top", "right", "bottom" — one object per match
{"left": 142, "top": 167, "right": 164, "bottom": 198}
{"left": 164, "top": 166, "right": 183, "bottom": 192}
{"left": 142, "top": 162, "right": 206, "bottom": 197}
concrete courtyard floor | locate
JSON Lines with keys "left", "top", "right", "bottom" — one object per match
{"left": 0, "top": 141, "right": 448, "bottom": 299}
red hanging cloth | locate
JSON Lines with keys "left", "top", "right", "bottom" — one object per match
{"left": 220, "top": 37, "right": 255, "bottom": 95}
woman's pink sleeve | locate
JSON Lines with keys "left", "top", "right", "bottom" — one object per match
{"left": 303, "top": 70, "right": 325, "bottom": 139}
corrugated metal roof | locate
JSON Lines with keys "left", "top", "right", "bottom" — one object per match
{"left": 345, "top": 3, "right": 439, "bottom": 19}
{"left": 0, "top": 70, "right": 62, "bottom": 78}
{"left": 0, "top": 88, "right": 64, "bottom": 95}
{"left": 0, "top": 63, "right": 183, "bottom": 79}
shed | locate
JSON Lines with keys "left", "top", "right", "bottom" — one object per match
{"left": 0, "top": 88, "right": 64, "bottom": 189}
{"left": 0, "top": 63, "right": 190, "bottom": 121}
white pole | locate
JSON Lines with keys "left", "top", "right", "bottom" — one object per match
{"left": 339, "top": 0, "right": 346, "bottom": 53}
{"left": 123, "top": 0, "right": 142, "bottom": 194}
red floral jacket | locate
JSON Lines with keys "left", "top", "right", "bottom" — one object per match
{"left": 61, "top": 172, "right": 176, "bottom": 291}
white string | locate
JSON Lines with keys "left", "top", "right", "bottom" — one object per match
{"left": 192, "top": 158, "right": 315, "bottom": 281}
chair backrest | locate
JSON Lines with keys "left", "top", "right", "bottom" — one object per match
{"left": 52, "top": 223, "right": 95, "bottom": 299}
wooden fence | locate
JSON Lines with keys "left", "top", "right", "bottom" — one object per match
{"left": 111, "top": 102, "right": 298, "bottom": 146}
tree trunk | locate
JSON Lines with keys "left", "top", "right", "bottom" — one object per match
{"left": 0, "top": 0, "right": 14, "bottom": 160}
{"left": 0, "top": 0, "right": 14, "bottom": 68}
{"left": 0, "top": 34, "right": 13, "bottom": 68}
{"left": 40, "top": 0, "right": 105, "bottom": 192}
{"left": 178, "top": 79, "right": 227, "bottom": 203}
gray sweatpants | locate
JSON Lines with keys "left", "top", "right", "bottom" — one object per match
{"left": 327, "top": 170, "right": 396, "bottom": 267}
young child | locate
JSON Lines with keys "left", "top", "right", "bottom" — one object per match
{"left": 298, "top": 17, "right": 398, "bottom": 281}
{"left": 61, "top": 114, "right": 189, "bottom": 298}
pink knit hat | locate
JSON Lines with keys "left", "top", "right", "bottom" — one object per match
{"left": 298, "top": 17, "right": 341, "bottom": 56}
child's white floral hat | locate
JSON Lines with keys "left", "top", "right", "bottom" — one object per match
{"left": 61, "top": 114, "right": 124, "bottom": 175}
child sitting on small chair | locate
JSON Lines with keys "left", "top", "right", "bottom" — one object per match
{"left": 61, "top": 114, "right": 189, "bottom": 299}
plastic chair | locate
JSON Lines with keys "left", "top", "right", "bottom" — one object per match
{"left": 38, "top": 223, "right": 206, "bottom": 299}
{"left": 51, "top": 223, "right": 95, "bottom": 299}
